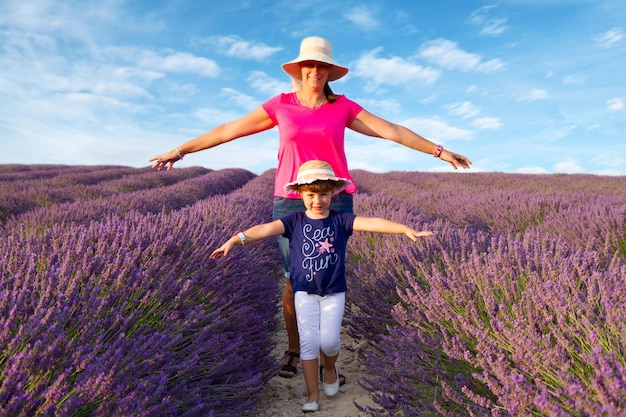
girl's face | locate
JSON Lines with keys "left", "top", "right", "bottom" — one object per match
{"left": 300, "top": 190, "right": 333, "bottom": 218}
{"left": 299, "top": 61, "right": 330, "bottom": 90}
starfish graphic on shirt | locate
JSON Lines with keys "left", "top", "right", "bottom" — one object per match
{"left": 317, "top": 238, "right": 333, "bottom": 254}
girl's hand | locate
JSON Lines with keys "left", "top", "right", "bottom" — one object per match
{"left": 210, "top": 242, "right": 234, "bottom": 258}
{"left": 405, "top": 229, "right": 434, "bottom": 241}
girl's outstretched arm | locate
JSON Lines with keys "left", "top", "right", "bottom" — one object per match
{"left": 210, "top": 220, "right": 286, "bottom": 258}
{"left": 352, "top": 217, "right": 433, "bottom": 242}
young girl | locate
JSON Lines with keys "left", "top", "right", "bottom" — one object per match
{"left": 210, "top": 160, "right": 433, "bottom": 413}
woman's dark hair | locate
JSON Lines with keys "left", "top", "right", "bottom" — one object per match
{"left": 324, "top": 83, "right": 337, "bottom": 103}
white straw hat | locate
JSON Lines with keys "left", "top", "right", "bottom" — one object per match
{"left": 282, "top": 36, "right": 349, "bottom": 82}
{"left": 284, "top": 160, "right": 351, "bottom": 195}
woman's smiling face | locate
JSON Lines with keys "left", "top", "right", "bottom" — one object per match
{"left": 299, "top": 61, "right": 330, "bottom": 89}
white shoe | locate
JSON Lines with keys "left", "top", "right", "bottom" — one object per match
{"left": 302, "top": 400, "right": 319, "bottom": 412}
{"left": 323, "top": 366, "right": 340, "bottom": 397}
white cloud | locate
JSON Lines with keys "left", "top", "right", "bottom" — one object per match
{"left": 593, "top": 152, "right": 626, "bottom": 168}
{"left": 247, "top": 71, "right": 291, "bottom": 96}
{"left": 563, "top": 74, "right": 587, "bottom": 85}
{"left": 137, "top": 51, "right": 220, "bottom": 77}
{"left": 345, "top": 137, "right": 416, "bottom": 172}
{"left": 516, "top": 166, "right": 549, "bottom": 174}
{"left": 469, "top": 6, "right": 509, "bottom": 36}
{"left": 472, "top": 117, "right": 503, "bottom": 130}
{"left": 355, "top": 98, "right": 403, "bottom": 117}
{"left": 607, "top": 97, "right": 624, "bottom": 112}
{"left": 219, "top": 88, "right": 259, "bottom": 111}
{"left": 192, "top": 107, "right": 245, "bottom": 125}
{"left": 554, "top": 159, "right": 585, "bottom": 174}
{"left": 195, "top": 35, "right": 282, "bottom": 60}
{"left": 594, "top": 28, "right": 624, "bottom": 48}
{"left": 446, "top": 101, "right": 480, "bottom": 119}
{"left": 188, "top": 134, "right": 279, "bottom": 174}
{"left": 403, "top": 118, "right": 473, "bottom": 141}
{"left": 521, "top": 89, "right": 548, "bottom": 101}
{"left": 418, "top": 39, "right": 505, "bottom": 73}
{"left": 476, "top": 59, "right": 507, "bottom": 72}
{"left": 112, "top": 67, "right": 164, "bottom": 83}
{"left": 540, "top": 124, "right": 577, "bottom": 143}
{"left": 90, "top": 81, "right": 153, "bottom": 100}
{"left": 0, "top": 0, "right": 124, "bottom": 36}
{"left": 344, "top": 6, "right": 380, "bottom": 30}
{"left": 353, "top": 48, "right": 440, "bottom": 87}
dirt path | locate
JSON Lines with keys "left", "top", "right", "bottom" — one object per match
{"left": 253, "top": 299, "right": 376, "bottom": 416}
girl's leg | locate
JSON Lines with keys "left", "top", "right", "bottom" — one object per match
{"left": 320, "top": 351, "right": 338, "bottom": 386}
{"left": 319, "top": 292, "right": 345, "bottom": 386}
{"left": 295, "top": 291, "right": 322, "bottom": 403}
{"left": 301, "top": 358, "right": 320, "bottom": 404}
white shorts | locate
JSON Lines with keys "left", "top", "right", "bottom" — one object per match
{"left": 294, "top": 291, "right": 346, "bottom": 361}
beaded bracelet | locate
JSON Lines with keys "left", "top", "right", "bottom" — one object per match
{"left": 236, "top": 230, "right": 246, "bottom": 245}
{"left": 433, "top": 145, "right": 443, "bottom": 158}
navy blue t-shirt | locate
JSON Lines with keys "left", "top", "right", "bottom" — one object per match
{"left": 280, "top": 210, "right": 356, "bottom": 296}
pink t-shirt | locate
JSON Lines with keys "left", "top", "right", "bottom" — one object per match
{"left": 262, "top": 93, "right": 363, "bottom": 198}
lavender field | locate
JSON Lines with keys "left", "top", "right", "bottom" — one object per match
{"left": 1, "top": 164, "right": 625, "bottom": 416}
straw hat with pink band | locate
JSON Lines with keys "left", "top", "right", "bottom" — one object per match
{"left": 284, "top": 160, "right": 352, "bottom": 196}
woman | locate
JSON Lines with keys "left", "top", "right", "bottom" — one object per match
{"left": 150, "top": 36, "right": 472, "bottom": 381}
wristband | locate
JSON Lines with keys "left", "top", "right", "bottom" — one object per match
{"left": 176, "top": 147, "right": 184, "bottom": 160}
{"left": 433, "top": 145, "right": 443, "bottom": 158}
{"left": 236, "top": 230, "right": 246, "bottom": 245}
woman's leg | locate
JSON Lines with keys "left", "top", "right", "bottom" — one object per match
{"left": 273, "top": 197, "right": 306, "bottom": 377}
{"left": 330, "top": 191, "right": 353, "bottom": 213}
{"left": 281, "top": 279, "right": 299, "bottom": 352}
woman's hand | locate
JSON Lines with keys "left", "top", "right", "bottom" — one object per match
{"left": 440, "top": 150, "right": 472, "bottom": 170}
{"left": 149, "top": 149, "right": 181, "bottom": 171}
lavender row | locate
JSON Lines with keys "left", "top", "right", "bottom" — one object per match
{"left": 345, "top": 191, "right": 625, "bottom": 416}
{"left": 90, "top": 166, "right": 210, "bottom": 194}
{"left": 0, "top": 179, "right": 283, "bottom": 416}
{"left": 351, "top": 170, "right": 626, "bottom": 257}
{"left": 0, "top": 164, "right": 128, "bottom": 182}
{"left": 2, "top": 168, "right": 257, "bottom": 234}
{"left": 351, "top": 170, "right": 626, "bottom": 197}
{"left": 0, "top": 165, "right": 212, "bottom": 221}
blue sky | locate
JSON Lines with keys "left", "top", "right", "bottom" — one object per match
{"left": 1, "top": 0, "right": 625, "bottom": 175}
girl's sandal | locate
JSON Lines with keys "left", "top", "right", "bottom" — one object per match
{"left": 278, "top": 351, "right": 300, "bottom": 378}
